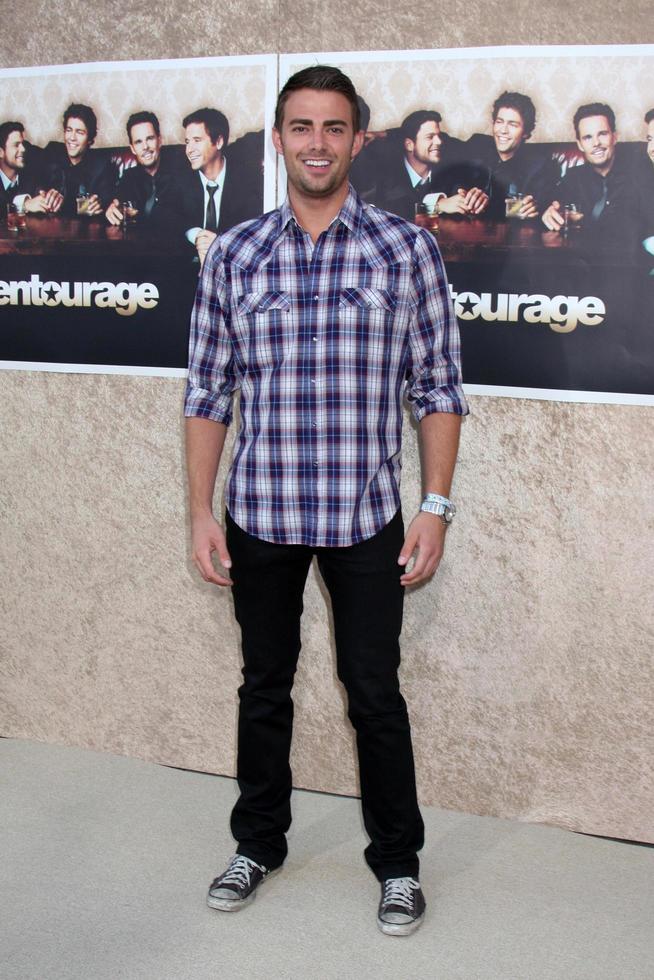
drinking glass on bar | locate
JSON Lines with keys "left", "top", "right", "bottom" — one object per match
{"left": 414, "top": 201, "right": 439, "bottom": 233}
{"left": 121, "top": 201, "right": 139, "bottom": 227}
{"left": 7, "top": 202, "right": 27, "bottom": 230}
{"left": 505, "top": 193, "right": 524, "bottom": 218}
{"left": 76, "top": 193, "right": 90, "bottom": 215}
{"left": 562, "top": 203, "right": 583, "bottom": 233}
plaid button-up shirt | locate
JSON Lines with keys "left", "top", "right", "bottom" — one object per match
{"left": 184, "top": 186, "right": 468, "bottom": 547}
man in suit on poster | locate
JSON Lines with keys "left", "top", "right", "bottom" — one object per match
{"left": 179, "top": 107, "right": 261, "bottom": 264}
{"left": 541, "top": 102, "right": 640, "bottom": 248}
{"left": 0, "top": 120, "right": 62, "bottom": 214}
{"left": 105, "top": 111, "right": 180, "bottom": 232}
{"left": 42, "top": 103, "right": 116, "bottom": 216}
{"left": 361, "top": 108, "right": 488, "bottom": 221}
{"left": 464, "top": 91, "right": 559, "bottom": 218}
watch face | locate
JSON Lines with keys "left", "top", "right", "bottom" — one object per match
{"left": 444, "top": 503, "right": 456, "bottom": 523}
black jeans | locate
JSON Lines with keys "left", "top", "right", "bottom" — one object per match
{"left": 225, "top": 509, "right": 424, "bottom": 881}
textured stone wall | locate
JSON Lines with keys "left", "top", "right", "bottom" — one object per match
{"left": 1, "top": 1, "right": 652, "bottom": 842}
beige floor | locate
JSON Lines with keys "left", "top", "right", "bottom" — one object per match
{"left": 2, "top": 737, "right": 653, "bottom": 980}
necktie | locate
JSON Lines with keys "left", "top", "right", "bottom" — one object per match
{"left": 205, "top": 184, "right": 218, "bottom": 232}
{"left": 591, "top": 179, "right": 608, "bottom": 220}
{"left": 144, "top": 177, "right": 157, "bottom": 217}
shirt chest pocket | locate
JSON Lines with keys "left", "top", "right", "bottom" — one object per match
{"left": 338, "top": 286, "right": 398, "bottom": 355}
{"left": 232, "top": 290, "right": 293, "bottom": 372}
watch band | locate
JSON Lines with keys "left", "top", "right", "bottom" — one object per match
{"left": 420, "top": 493, "right": 456, "bottom": 524}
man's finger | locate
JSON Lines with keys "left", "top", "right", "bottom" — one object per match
{"left": 397, "top": 530, "right": 418, "bottom": 566}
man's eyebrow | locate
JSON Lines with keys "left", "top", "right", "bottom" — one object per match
{"left": 287, "top": 117, "right": 349, "bottom": 126}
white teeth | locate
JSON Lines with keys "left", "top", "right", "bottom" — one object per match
{"left": 305, "top": 159, "right": 330, "bottom": 167}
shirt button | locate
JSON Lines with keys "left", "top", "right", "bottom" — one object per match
{"left": 313, "top": 460, "right": 318, "bottom": 467}
{"left": 312, "top": 336, "right": 317, "bottom": 342}
{"left": 313, "top": 294, "right": 319, "bottom": 301}
{"left": 310, "top": 378, "right": 316, "bottom": 385}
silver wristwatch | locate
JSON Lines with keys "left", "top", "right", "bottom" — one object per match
{"left": 420, "top": 492, "right": 456, "bottom": 524}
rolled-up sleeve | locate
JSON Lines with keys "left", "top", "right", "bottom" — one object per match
{"left": 405, "top": 229, "right": 469, "bottom": 420}
{"left": 184, "top": 242, "right": 238, "bottom": 425}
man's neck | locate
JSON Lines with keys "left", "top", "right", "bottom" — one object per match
{"left": 67, "top": 154, "right": 85, "bottom": 167}
{"left": 142, "top": 160, "right": 160, "bottom": 177}
{"left": 0, "top": 161, "right": 17, "bottom": 182}
{"left": 287, "top": 182, "right": 349, "bottom": 243}
{"left": 202, "top": 155, "right": 225, "bottom": 182}
{"left": 405, "top": 152, "right": 429, "bottom": 179}
{"left": 592, "top": 159, "right": 614, "bottom": 178}
{"left": 496, "top": 146, "right": 518, "bottom": 163}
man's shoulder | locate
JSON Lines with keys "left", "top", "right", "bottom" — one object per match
{"left": 215, "top": 207, "right": 282, "bottom": 268}
{"left": 358, "top": 199, "right": 435, "bottom": 265}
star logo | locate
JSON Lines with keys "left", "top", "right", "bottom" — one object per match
{"left": 43, "top": 285, "right": 59, "bottom": 304}
{"left": 457, "top": 293, "right": 479, "bottom": 319}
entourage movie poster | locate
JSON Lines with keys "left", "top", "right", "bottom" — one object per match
{"left": 0, "top": 55, "right": 276, "bottom": 375}
{"left": 1, "top": 46, "right": 653, "bottom": 406}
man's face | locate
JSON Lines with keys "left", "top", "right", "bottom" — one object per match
{"left": 405, "top": 120, "right": 442, "bottom": 167}
{"left": 185, "top": 122, "right": 223, "bottom": 172}
{"left": 64, "top": 117, "right": 92, "bottom": 163}
{"left": 129, "top": 122, "right": 162, "bottom": 172}
{"left": 646, "top": 120, "right": 654, "bottom": 166}
{"left": 272, "top": 88, "right": 363, "bottom": 200}
{"left": 576, "top": 114, "right": 617, "bottom": 173}
{"left": 1, "top": 129, "right": 26, "bottom": 174}
{"left": 492, "top": 107, "right": 526, "bottom": 159}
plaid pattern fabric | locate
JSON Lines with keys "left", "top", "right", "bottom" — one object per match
{"left": 184, "top": 186, "right": 468, "bottom": 547}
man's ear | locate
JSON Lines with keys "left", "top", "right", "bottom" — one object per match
{"left": 272, "top": 127, "right": 284, "bottom": 156}
{"left": 350, "top": 129, "right": 365, "bottom": 161}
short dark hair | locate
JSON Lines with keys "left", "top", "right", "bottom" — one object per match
{"left": 63, "top": 103, "right": 98, "bottom": 144}
{"left": 126, "top": 110, "right": 160, "bottom": 142}
{"left": 0, "top": 120, "right": 23, "bottom": 152}
{"left": 400, "top": 110, "right": 442, "bottom": 144}
{"left": 182, "top": 108, "right": 229, "bottom": 146}
{"left": 275, "top": 65, "right": 361, "bottom": 132}
{"left": 573, "top": 102, "right": 616, "bottom": 138}
{"left": 357, "top": 95, "right": 371, "bottom": 133}
{"left": 644, "top": 108, "right": 654, "bottom": 125}
{"left": 492, "top": 91, "right": 536, "bottom": 140}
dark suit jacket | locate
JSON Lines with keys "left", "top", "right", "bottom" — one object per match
{"left": 553, "top": 150, "right": 643, "bottom": 249}
{"left": 464, "top": 134, "right": 560, "bottom": 217}
{"left": 355, "top": 132, "right": 482, "bottom": 221}
{"left": 42, "top": 143, "right": 116, "bottom": 215}
{"left": 178, "top": 153, "right": 263, "bottom": 239}
{"left": 0, "top": 168, "right": 39, "bottom": 209}
{"left": 113, "top": 154, "right": 182, "bottom": 235}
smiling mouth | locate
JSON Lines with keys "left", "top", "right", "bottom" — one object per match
{"left": 303, "top": 158, "right": 331, "bottom": 169}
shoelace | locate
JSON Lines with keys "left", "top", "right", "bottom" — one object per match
{"left": 382, "top": 877, "right": 420, "bottom": 911}
{"left": 219, "top": 855, "right": 263, "bottom": 888}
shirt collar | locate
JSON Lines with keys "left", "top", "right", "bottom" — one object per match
{"left": 404, "top": 158, "right": 429, "bottom": 187}
{"left": 0, "top": 169, "right": 16, "bottom": 191}
{"left": 277, "top": 183, "right": 365, "bottom": 238}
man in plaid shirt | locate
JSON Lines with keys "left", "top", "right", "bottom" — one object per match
{"left": 185, "top": 65, "right": 468, "bottom": 936}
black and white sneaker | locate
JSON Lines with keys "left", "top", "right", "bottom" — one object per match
{"left": 377, "top": 876, "right": 426, "bottom": 936}
{"left": 207, "top": 854, "right": 279, "bottom": 912}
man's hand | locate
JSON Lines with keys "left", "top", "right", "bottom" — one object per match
{"left": 191, "top": 512, "right": 233, "bottom": 587}
{"left": 24, "top": 193, "right": 48, "bottom": 213}
{"left": 86, "top": 193, "right": 103, "bottom": 216}
{"left": 437, "top": 191, "right": 468, "bottom": 215}
{"left": 105, "top": 198, "right": 123, "bottom": 225}
{"left": 196, "top": 230, "right": 217, "bottom": 267}
{"left": 518, "top": 193, "right": 539, "bottom": 219}
{"left": 397, "top": 512, "right": 447, "bottom": 586}
{"left": 542, "top": 200, "right": 564, "bottom": 231}
{"left": 462, "top": 186, "right": 489, "bottom": 214}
